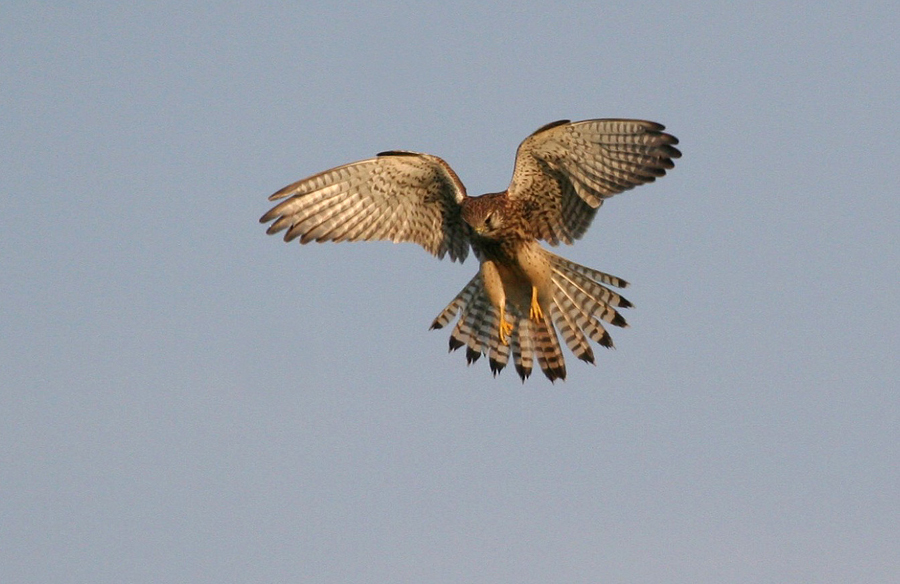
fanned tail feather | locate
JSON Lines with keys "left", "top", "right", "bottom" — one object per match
{"left": 433, "top": 275, "right": 507, "bottom": 373}
{"left": 431, "top": 249, "right": 631, "bottom": 382}
{"left": 430, "top": 274, "right": 481, "bottom": 330}
{"left": 531, "top": 314, "right": 567, "bottom": 382}
{"left": 511, "top": 318, "right": 534, "bottom": 380}
{"left": 549, "top": 299, "right": 595, "bottom": 364}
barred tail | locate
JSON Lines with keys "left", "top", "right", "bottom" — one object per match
{"left": 430, "top": 252, "right": 630, "bottom": 382}
{"left": 430, "top": 273, "right": 512, "bottom": 377}
{"left": 545, "top": 251, "right": 632, "bottom": 365}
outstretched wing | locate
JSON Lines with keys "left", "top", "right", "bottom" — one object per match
{"left": 260, "top": 151, "right": 471, "bottom": 262}
{"left": 507, "top": 119, "right": 681, "bottom": 245}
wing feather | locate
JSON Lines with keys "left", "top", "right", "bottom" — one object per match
{"left": 507, "top": 118, "right": 681, "bottom": 244}
{"left": 260, "top": 152, "right": 471, "bottom": 262}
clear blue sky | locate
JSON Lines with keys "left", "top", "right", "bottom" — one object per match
{"left": 2, "top": 2, "right": 898, "bottom": 582}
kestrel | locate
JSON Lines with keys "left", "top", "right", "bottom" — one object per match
{"left": 260, "top": 118, "right": 680, "bottom": 381}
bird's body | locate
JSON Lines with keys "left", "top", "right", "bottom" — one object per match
{"left": 260, "top": 118, "right": 681, "bottom": 381}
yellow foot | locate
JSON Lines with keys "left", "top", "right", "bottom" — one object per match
{"left": 498, "top": 319, "right": 514, "bottom": 346}
{"left": 529, "top": 287, "right": 545, "bottom": 322}
{"left": 498, "top": 305, "right": 514, "bottom": 345}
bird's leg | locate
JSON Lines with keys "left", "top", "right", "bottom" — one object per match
{"left": 498, "top": 304, "right": 514, "bottom": 345}
{"left": 529, "top": 286, "right": 545, "bottom": 322}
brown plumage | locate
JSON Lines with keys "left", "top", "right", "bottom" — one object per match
{"left": 260, "top": 118, "right": 681, "bottom": 381}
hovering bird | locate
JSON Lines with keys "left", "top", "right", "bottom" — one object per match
{"left": 260, "top": 118, "right": 680, "bottom": 381}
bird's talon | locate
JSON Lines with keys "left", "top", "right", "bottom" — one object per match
{"left": 529, "top": 288, "right": 544, "bottom": 322}
{"left": 499, "top": 319, "right": 514, "bottom": 345}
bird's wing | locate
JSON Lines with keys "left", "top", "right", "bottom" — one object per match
{"left": 260, "top": 151, "right": 471, "bottom": 262}
{"left": 506, "top": 119, "right": 681, "bottom": 245}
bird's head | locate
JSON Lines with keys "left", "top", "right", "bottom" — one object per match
{"left": 461, "top": 194, "right": 506, "bottom": 240}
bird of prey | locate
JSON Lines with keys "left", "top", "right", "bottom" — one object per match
{"left": 260, "top": 118, "right": 680, "bottom": 381}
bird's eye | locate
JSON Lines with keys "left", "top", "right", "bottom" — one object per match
{"left": 484, "top": 212, "right": 495, "bottom": 228}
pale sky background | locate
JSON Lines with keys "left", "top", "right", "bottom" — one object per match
{"left": 2, "top": 2, "right": 898, "bottom": 583}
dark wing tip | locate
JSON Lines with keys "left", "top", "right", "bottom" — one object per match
{"left": 660, "top": 143, "right": 682, "bottom": 159}
{"left": 629, "top": 119, "right": 681, "bottom": 152}
{"left": 619, "top": 119, "right": 666, "bottom": 133}
{"left": 650, "top": 128, "right": 681, "bottom": 157}
{"left": 267, "top": 182, "right": 299, "bottom": 201}
{"left": 260, "top": 203, "right": 287, "bottom": 228}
